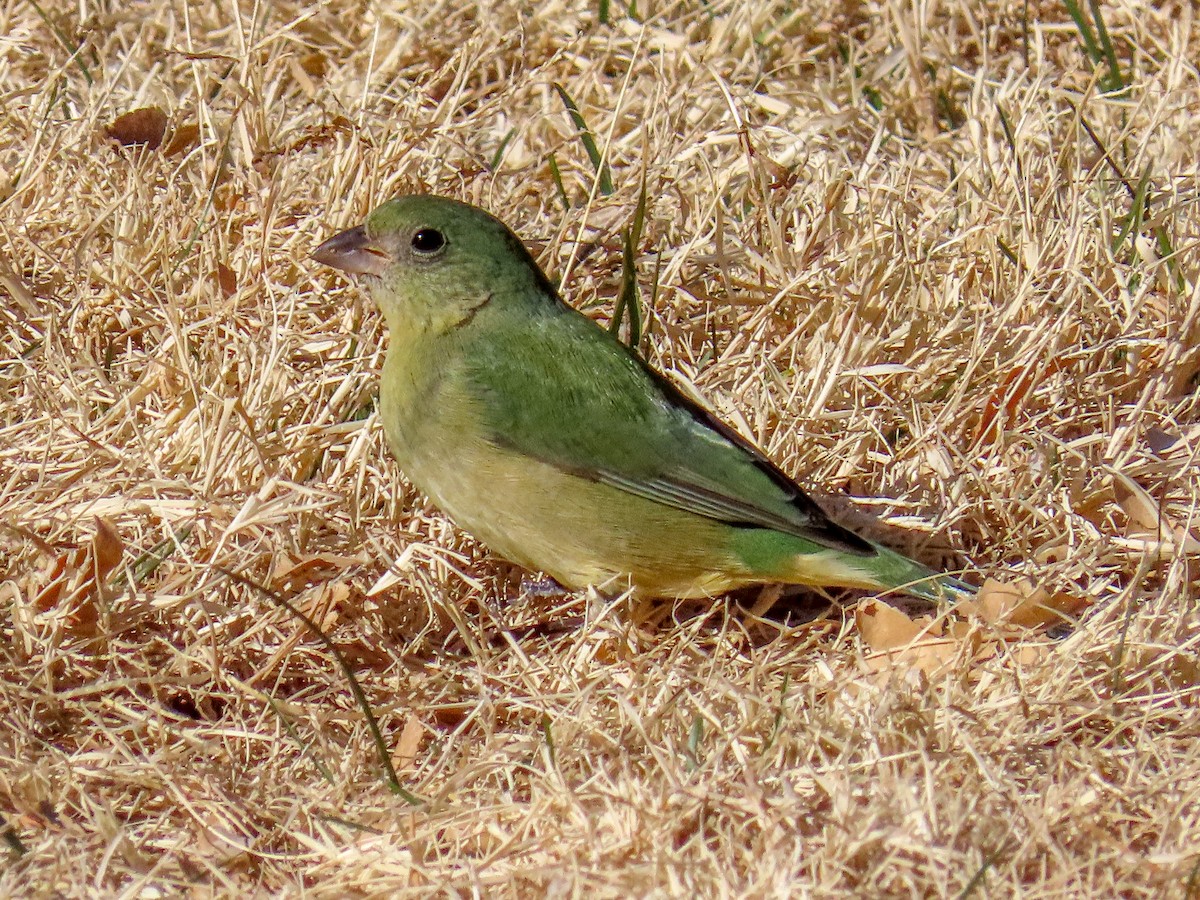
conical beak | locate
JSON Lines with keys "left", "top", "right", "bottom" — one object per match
{"left": 312, "top": 225, "right": 392, "bottom": 276}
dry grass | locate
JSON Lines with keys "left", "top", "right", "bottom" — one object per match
{"left": 3, "top": 0, "right": 1199, "bottom": 895}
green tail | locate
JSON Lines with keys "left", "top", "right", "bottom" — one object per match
{"left": 867, "top": 542, "right": 975, "bottom": 602}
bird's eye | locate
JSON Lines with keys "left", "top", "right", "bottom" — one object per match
{"left": 411, "top": 228, "right": 446, "bottom": 255}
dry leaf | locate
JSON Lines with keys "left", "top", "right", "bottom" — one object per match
{"left": 1143, "top": 427, "right": 1180, "bottom": 455}
{"left": 429, "top": 704, "right": 470, "bottom": 728}
{"left": 216, "top": 263, "right": 238, "bottom": 298}
{"left": 394, "top": 714, "right": 426, "bottom": 770}
{"left": 1111, "top": 470, "right": 1200, "bottom": 554}
{"left": 856, "top": 598, "right": 939, "bottom": 651}
{"left": 107, "top": 106, "right": 169, "bottom": 149}
{"left": 861, "top": 636, "right": 967, "bottom": 680}
{"left": 91, "top": 516, "right": 124, "bottom": 583}
{"left": 1112, "top": 471, "right": 1163, "bottom": 532}
{"left": 1033, "top": 536, "right": 1072, "bottom": 565}
{"left": 300, "top": 51, "right": 328, "bottom": 77}
{"left": 163, "top": 121, "right": 201, "bottom": 156}
{"left": 213, "top": 184, "right": 243, "bottom": 212}
{"left": 1007, "top": 642, "right": 1052, "bottom": 666}
{"left": 28, "top": 519, "right": 124, "bottom": 637}
{"left": 32, "top": 553, "right": 69, "bottom": 611}
{"left": 856, "top": 598, "right": 980, "bottom": 680}
{"left": 975, "top": 358, "right": 1066, "bottom": 445}
{"left": 963, "top": 577, "right": 1087, "bottom": 629}
{"left": 288, "top": 51, "right": 329, "bottom": 99}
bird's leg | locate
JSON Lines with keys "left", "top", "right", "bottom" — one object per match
{"left": 747, "top": 583, "right": 785, "bottom": 617}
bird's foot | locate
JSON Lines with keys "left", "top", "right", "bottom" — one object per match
{"left": 520, "top": 574, "right": 570, "bottom": 598}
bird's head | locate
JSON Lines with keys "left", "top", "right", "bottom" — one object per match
{"left": 313, "top": 195, "right": 555, "bottom": 324}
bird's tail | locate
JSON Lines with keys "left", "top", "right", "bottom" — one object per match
{"left": 865, "top": 542, "right": 975, "bottom": 602}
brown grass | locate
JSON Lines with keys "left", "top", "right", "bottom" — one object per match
{"left": 3, "top": 0, "right": 1199, "bottom": 895}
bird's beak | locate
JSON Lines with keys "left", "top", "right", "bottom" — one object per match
{"left": 312, "top": 225, "right": 392, "bottom": 276}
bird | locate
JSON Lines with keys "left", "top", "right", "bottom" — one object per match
{"left": 312, "top": 195, "right": 973, "bottom": 602}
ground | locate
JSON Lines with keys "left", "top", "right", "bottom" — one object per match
{"left": 2, "top": 0, "right": 1199, "bottom": 895}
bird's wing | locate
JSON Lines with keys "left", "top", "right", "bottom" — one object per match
{"left": 465, "top": 305, "right": 874, "bottom": 557}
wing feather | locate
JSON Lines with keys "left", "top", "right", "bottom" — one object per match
{"left": 469, "top": 301, "right": 875, "bottom": 557}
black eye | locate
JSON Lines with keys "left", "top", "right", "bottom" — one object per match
{"left": 411, "top": 228, "right": 446, "bottom": 254}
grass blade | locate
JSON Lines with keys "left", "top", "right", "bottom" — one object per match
{"left": 1087, "top": 0, "right": 1125, "bottom": 92}
{"left": 1111, "top": 163, "right": 1152, "bottom": 254}
{"left": 684, "top": 715, "right": 704, "bottom": 771}
{"left": 641, "top": 240, "right": 663, "bottom": 357}
{"left": 1064, "top": 0, "right": 1124, "bottom": 93}
{"left": 996, "top": 237, "right": 1020, "bottom": 269}
{"left": 548, "top": 152, "right": 570, "bottom": 211}
{"left": 489, "top": 127, "right": 516, "bottom": 171}
{"left": 610, "top": 169, "right": 649, "bottom": 346}
{"left": 1062, "top": 0, "right": 1101, "bottom": 63}
{"left": 259, "top": 690, "right": 338, "bottom": 786}
{"left": 554, "top": 83, "right": 614, "bottom": 195}
{"left": 217, "top": 567, "right": 422, "bottom": 805}
{"left": 28, "top": 0, "right": 93, "bottom": 85}
{"left": 995, "top": 101, "right": 1024, "bottom": 184}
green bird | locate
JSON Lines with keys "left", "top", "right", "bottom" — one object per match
{"left": 313, "top": 195, "right": 972, "bottom": 601}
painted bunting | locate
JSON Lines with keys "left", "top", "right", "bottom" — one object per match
{"left": 313, "top": 195, "right": 972, "bottom": 601}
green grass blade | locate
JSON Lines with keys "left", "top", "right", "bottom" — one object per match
{"left": 28, "top": 0, "right": 93, "bottom": 85}
{"left": 116, "top": 526, "right": 192, "bottom": 590}
{"left": 641, "top": 241, "right": 663, "bottom": 357}
{"left": 1073, "top": 107, "right": 1185, "bottom": 294}
{"left": 1087, "top": 0, "right": 1125, "bottom": 92}
{"left": 554, "top": 83, "right": 615, "bottom": 195}
{"left": 541, "top": 714, "right": 557, "bottom": 768}
{"left": 995, "top": 102, "right": 1024, "bottom": 184}
{"left": 1062, "top": 0, "right": 1101, "bottom": 64}
{"left": 548, "top": 152, "right": 570, "bottom": 211}
{"left": 489, "top": 127, "right": 516, "bottom": 171}
{"left": 259, "top": 690, "right": 337, "bottom": 786}
{"left": 611, "top": 169, "right": 648, "bottom": 346}
{"left": 217, "top": 567, "right": 422, "bottom": 805}
{"left": 996, "top": 237, "right": 1020, "bottom": 268}
{"left": 1111, "top": 163, "right": 1151, "bottom": 254}
{"left": 763, "top": 673, "right": 790, "bottom": 752}
{"left": 685, "top": 715, "right": 704, "bottom": 771}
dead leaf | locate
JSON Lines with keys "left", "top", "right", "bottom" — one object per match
{"left": 33, "top": 553, "right": 69, "bottom": 611}
{"left": 1143, "top": 427, "right": 1180, "bottom": 455}
{"left": 861, "top": 635, "right": 969, "bottom": 681}
{"left": 1112, "top": 471, "right": 1163, "bottom": 532}
{"left": 394, "top": 714, "right": 425, "bottom": 770}
{"left": 856, "top": 598, "right": 939, "bottom": 651}
{"left": 91, "top": 516, "right": 124, "bottom": 583}
{"left": 271, "top": 553, "right": 364, "bottom": 594}
{"left": 107, "top": 106, "right": 168, "bottom": 149}
{"left": 300, "top": 51, "right": 328, "bottom": 77}
{"left": 28, "top": 519, "right": 124, "bottom": 637}
{"left": 1033, "top": 536, "right": 1072, "bottom": 565}
{"left": 429, "top": 704, "right": 470, "bottom": 728}
{"left": 962, "top": 577, "right": 1087, "bottom": 629}
{"left": 975, "top": 358, "right": 1066, "bottom": 445}
{"left": 288, "top": 52, "right": 328, "bottom": 99}
{"left": 1007, "top": 642, "right": 1052, "bottom": 666}
{"left": 855, "top": 598, "right": 974, "bottom": 679}
{"left": 163, "top": 121, "right": 200, "bottom": 156}
{"left": 213, "top": 184, "right": 243, "bottom": 213}
{"left": 216, "top": 264, "right": 237, "bottom": 298}
{"left": 1110, "top": 471, "right": 1200, "bottom": 555}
